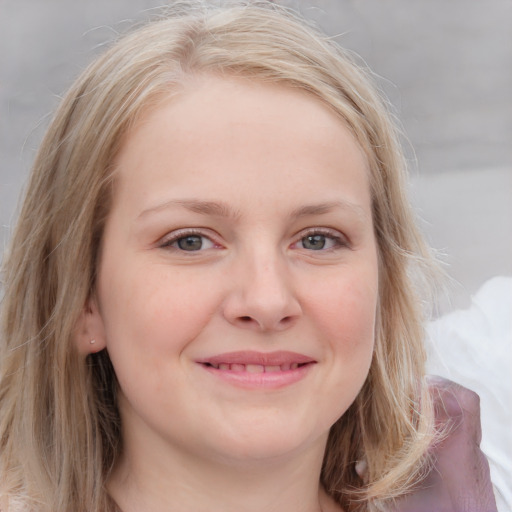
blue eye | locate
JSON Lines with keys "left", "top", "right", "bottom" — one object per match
{"left": 301, "top": 234, "right": 328, "bottom": 250}
{"left": 176, "top": 235, "right": 205, "bottom": 251}
{"left": 295, "top": 230, "right": 346, "bottom": 251}
{"left": 161, "top": 232, "right": 216, "bottom": 252}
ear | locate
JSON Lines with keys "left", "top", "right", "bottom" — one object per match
{"left": 74, "top": 295, "right": 107, "bottom": 355}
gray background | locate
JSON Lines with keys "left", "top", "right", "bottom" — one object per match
{"left": 1, "top": 0, "right": 511, "bottom": 311}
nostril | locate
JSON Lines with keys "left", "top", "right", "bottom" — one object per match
{"left": 231, "top": 311, "right": 299, "bottom": 331}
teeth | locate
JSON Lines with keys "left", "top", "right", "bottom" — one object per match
{"left": 206, "top": 362, "right": 308, "bottom": 372}
{"left": 246, "top": 364, "right": 264, "bottom": 373}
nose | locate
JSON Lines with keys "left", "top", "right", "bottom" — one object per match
{"left": 222, "top": 252, "right": 302, "bottom": 332}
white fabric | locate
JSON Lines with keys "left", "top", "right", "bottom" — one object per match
{"left": 426, "top": 276, "right": 512, "bottom": 511}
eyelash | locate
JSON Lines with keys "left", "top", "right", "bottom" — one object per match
{"left": 294, "top": 228, "right": 349, "bottom": 252}
{"left": 158, "top": 229, "right": 220, "bottom": 252}
{"left": 158, "top": 227, "right": 349, "bottom": 253}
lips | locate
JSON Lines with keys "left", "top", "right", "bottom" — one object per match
{"left": 206, "top": 362, "right": 303, "bottom": 372}
{"left": 196, "top": 351, "right": 316, "bottom": 388}
{"left": 197, "top": 350, "right": 315, "bottom": 370}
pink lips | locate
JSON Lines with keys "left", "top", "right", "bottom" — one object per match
{"left": 196, "top": 351, "right": 316, "bottom": 389}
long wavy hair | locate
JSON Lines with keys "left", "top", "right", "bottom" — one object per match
{"left": 0, "top": 2, "right": 437, "bottom": 511}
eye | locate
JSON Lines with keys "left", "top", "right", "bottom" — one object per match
{"left": 301, "top": 234, "right": 332, "bottom": 250}
{"left": 160, "top": 231, "right": 217, "bottom": 252}
{"left": 175, "top": 235, "right": 214, "bottom": 251}
{"left": 292, "top": 229, "right": 348, "bottom": 252}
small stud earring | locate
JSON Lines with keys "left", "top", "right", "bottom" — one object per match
{"left": 90, "top": 339, "right": 96, "bottom": 345}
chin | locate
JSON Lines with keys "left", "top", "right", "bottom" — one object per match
{"left": 201, "top": 414, "right": 331, "bottom": 465}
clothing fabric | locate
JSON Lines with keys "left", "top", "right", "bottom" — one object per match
{"left": 426, "top": 276, "right": 512, "bottom": 511}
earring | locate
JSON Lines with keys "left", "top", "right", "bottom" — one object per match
{"left": 90, "top": 339, "right": 96, "bottom": 345}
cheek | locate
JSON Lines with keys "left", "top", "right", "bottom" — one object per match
{"left": 303, "top": 262, "right": 378, "bottom": 414}
{"left": 305, "top": 266, "right": 378, "bottom": 351}
{"left": 97, "top": 263, "right": 223, "bottom": 417}
{"left": 98, "top": 261, "right": 220, "bottom": 367}
{"left": 297, "top": 267, "right": 378, "bottom": 431}
{"left": 340, "top": 278, "right": 377, "bottom": 343}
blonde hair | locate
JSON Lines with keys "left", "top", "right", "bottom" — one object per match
{"left": 0, "top": 2, "right": 437, "bottom": 511}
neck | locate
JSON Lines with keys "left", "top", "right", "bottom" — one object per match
{"left": 108, "top": 433, "right": 340, "bottom": 512}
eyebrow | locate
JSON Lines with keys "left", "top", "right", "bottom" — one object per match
{"left": 138, "top": 199, "right": 241, "bottom": 220}
{"left": 289, "top": 200, "right": 367, "bottom": 220}
{"left": 137, "top": 198, "right": 366, "bottom": 221}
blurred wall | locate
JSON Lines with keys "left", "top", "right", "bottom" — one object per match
{"left": 1, "top": 0, "right": 511, "bottom": 310}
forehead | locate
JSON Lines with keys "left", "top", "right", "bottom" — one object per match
{"left": 111, "top": 75, "right": 371, "bottom": 216}
{"left": 126, "top": 75, "right": 361, "bottom": 145}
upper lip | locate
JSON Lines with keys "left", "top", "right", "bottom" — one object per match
{"left": 196, "top": 350, "right": 316, "bottom": 366}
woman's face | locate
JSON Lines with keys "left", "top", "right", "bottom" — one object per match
{"left": 91, "top": 76, "right": 379, "bottom": 465}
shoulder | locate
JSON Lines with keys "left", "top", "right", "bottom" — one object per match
{"left": 393, "top": 377, "right": 498, "bottom": 512}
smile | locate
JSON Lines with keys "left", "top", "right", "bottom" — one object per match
{"left": 203, "top": 362, "right": 306, "bottom": 372}
{"left": 196, "top": 351, "right": 316, "bottom": 389}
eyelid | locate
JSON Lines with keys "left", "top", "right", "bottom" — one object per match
{"left": 158, "top": 228, "right": 222, "bottom": 250}
{"left": 157, "top": 226, "right": 349, "bottom": 252}
{"left": 292, "top": 227, "right": 350, "bottom": 250}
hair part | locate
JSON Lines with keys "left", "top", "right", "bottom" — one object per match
{"left": 1, "top": 2, "right": 438, "bottom": 511}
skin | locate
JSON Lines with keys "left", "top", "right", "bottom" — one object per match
{"left": 82, "top": 75, "right": 379, "bottom": 512}
{"left": 76, "top": 76, "right": 498, "bottom": 511}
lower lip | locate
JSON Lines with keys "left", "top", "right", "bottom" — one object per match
{"left": 199, "top": 363, "right": 315, "bottom": 389}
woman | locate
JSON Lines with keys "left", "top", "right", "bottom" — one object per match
{"left": 0, "top": 2, "right": 496, "bottom": 511}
